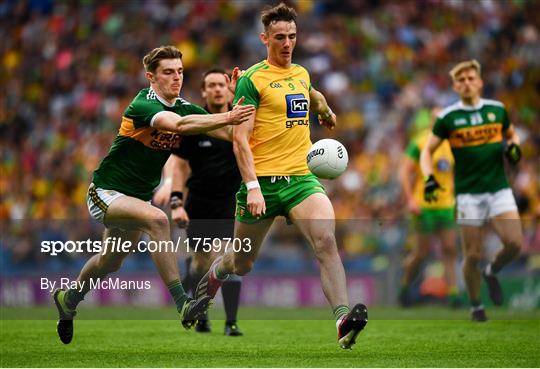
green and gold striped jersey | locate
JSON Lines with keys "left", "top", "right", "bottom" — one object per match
{"left": 432, "top": 99, "right": 510, "bottom": 195}
{"left": 92, "top": 88, "right": 207, "bottom": 200}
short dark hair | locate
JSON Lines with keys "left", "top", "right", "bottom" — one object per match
{"left": 201, "top": 67, "right": 228, "bottom": 89}
{"left": 261, "top": 2, "right": 297, "bottom": 32}
{"left": 142, "top": 46, "right": 182, "bottom": 73}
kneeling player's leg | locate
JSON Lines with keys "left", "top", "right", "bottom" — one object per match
{"left": 288, "top": 193, "right": 348, "bottom": 313}
{"left": 488, "top": 211, "right": 522, "bottom": 273}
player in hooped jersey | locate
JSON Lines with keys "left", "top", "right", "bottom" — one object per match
{"left": 194, "top": 3, "right": 368, "bottom": 349}
{"left": 420, "top": 60, "right": 522, "bottom": 321}
{"left": 52, "top": 46, "right": 255, "bottom": 344}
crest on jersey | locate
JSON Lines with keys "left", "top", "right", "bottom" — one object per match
{"left": 299, "top": 79, "right": 308, "bottom": 90}
{"left": 487, "top": 112, "right": 496, "bottom": 122}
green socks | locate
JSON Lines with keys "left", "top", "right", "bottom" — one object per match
{"left": 167, "top": 279, "right": 189, "bottom": 312}
{"left": 64, "top": 289, "right": 85, "bottom": 311}
{"left": 333, "top": 304, "right": 350, "bottom": 321}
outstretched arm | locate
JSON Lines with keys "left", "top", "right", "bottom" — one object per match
{"left": 152, "top": 97, "right": 255, "bottom": 135}
{"left": 309, "top": 88, "right": 336, "bottom": 130}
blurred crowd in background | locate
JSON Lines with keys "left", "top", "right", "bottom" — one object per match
{"left": 1, "top": 0, "right": 539, "bottom": 278}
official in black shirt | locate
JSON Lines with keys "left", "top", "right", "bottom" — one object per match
{"left": 154, "top": 68, "right": 243, "bottom": 336}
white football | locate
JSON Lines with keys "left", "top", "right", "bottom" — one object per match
{"left": 307, "top": 139, "right": 348, "bottom": 179}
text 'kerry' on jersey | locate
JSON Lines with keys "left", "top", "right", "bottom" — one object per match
{"left": 233, "top": 60, "right": 313, "bottom": 176}
{"left": 93, "top": 88, "right": 208, "bottom": 201}
{"left": 432, "top": 99, "right": 511, "bottom": 195}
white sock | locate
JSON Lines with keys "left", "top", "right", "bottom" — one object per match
{"left": 485, "top": 263, "right": 494, "bottom": 276}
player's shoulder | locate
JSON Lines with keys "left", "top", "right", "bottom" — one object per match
{"left": 480, "top": 98, "right": 505, "bottom": 109}
{"left": 242, "top": 60, "right": 270, "bottom": 80}
{"left": 436, "top": 101, "right": 462, "bottom": 120}
{"left": 291, "top": 63, "right": 309, "bottom": 74}
{"left": 176, "top": 98, "right": 207, "bottom": 114}
{"left": 125, "top": 88, "right": 161, "bottom": 115}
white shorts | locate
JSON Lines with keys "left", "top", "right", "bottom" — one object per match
{"left": 456, "top": 188, "right": 518, "bottom": 226}
{"left": 86, "top": 183, "right": 125, "bottom": 223}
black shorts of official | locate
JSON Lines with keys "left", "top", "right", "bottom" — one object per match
{"left": 184, "top": 191, "right": 236, "bottom": 240}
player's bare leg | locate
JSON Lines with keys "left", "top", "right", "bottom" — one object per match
{"left": 289, "top": 193, "right": 347, "bottom": 308}
{"left": 483, "top": 211, "right": 522, "bottom": 305}
{"left": 460, "top": 225, "right": 487, "bottom": 321}
{"left": 54, "top": 226, "right": 140, "bottom": 344}
{"left": 400, "top": 232, "right": 430, "bottom": 306}
{"left": 439, "top": 228, "right": 460, "bottom": 306}
{"left": 194, "top": 219, "right": 272, "bottom": 304}
{"left": 289, "top": 193, "right": 367, "bottom": 349}
{"left": 105, "top": 197, "right": 210, "bottom": 327}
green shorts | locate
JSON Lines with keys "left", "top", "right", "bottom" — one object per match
{"left": 412, "top": 208, "right": 455, "bottom": 233}
{"left": 235, "top": 174, "right": 326, "bottom": 223}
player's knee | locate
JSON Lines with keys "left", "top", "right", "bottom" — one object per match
{"left": 312, "top": 231, "right": 337, "bottom": 258}
{"left": 503, "top": 238, "right": 521, "bottom": 258}
{"left": 464, "top": 252, "right": 481, "bottom": 267}
{"left": 441, "top": 245, "right": 457, "bottom": 260}
{"left": 233, "top": 260, "right": 253, "bottom": 276}
{"left": 414, "top": 246, "right": 430, "bottom": 260}
{"left": 145, "top": 209, "right": 170, "bottom": 238}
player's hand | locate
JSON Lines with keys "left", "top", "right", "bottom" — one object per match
{"left": 153, "top": 181, "right": 171, "bottom": 207}
{"left": 318, "top": 110, "right": 336, "bottom": 130}
{"left": 227, "top": 96, "right": 255, "bottom": 125}
{"left": 172, "top": 206, "right": 190, "bottom": 228}
{"left": 407, "top": 198, "right": 421, "bottom": 216}
{"left": 226, "top": 67, "right": 244, "bottom": 95}
{"left": 247, "top": 187, "right": 266, "bottom": 218}
{"left": 423, "top": 175, "right": 441, "bottom": 203}
{"left": 505, "top": 143, "right": 521, "bottom": 165}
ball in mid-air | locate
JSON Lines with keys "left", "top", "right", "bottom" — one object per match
{"left": 307, "top": 139, "right": 348, "bottom": 179}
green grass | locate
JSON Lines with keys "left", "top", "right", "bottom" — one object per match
{"left": 1, "top": 307, "right": 539, "bottom": 367}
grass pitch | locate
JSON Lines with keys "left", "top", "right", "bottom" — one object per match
{"left": 1, "top": 306, "right": 538, "bottom": 367}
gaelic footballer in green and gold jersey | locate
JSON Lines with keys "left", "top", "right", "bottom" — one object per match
{"left": 194, "top": 4, "right": 367, "bottom": 350}
{"left": 55, "top": 45, "right": 257, "bottom": 346}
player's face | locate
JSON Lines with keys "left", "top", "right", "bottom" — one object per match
{"left": 202, "top": 73, "right": 229, "bottom": 107}
{"left": 453, "top": 68, "right": 483, "bottom": 102}
{"left": 147, "top": 58, "right": 183, "bottom": 101}
{"left": 261, "top": 21, "right": 297, "bottom": 68}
